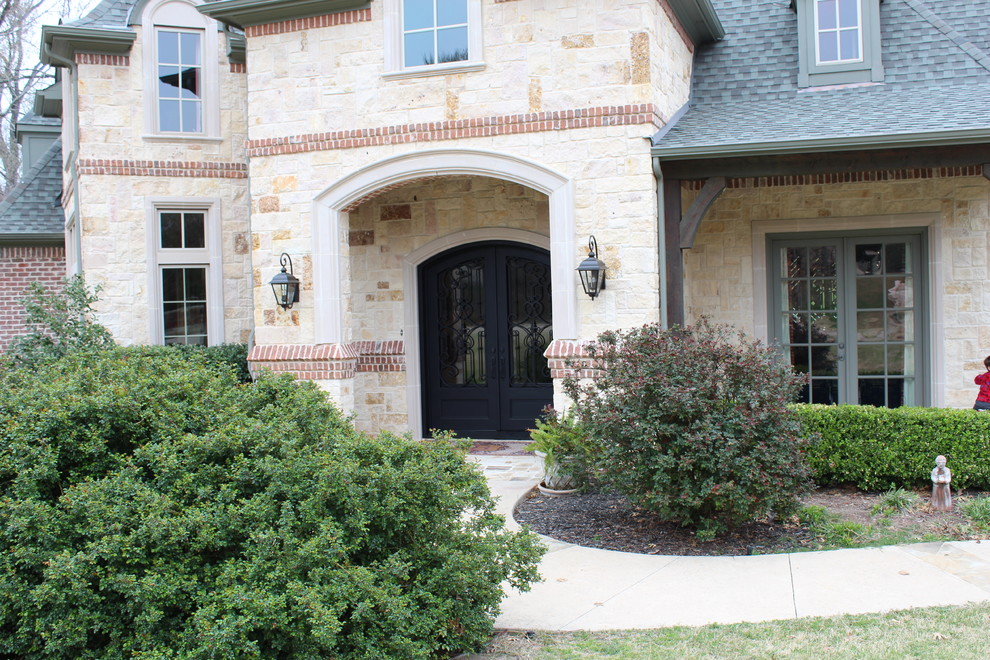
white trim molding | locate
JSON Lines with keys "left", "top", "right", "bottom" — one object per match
{"left": 141, "top": 0, "right": 221, "bottom": 138}
{"left": 382, "top": 0, "right": 484, "bottom": 79}
{"left": 312, "top": 147, "right": 578, "bottom": 346}
{"left": 145, "top": 196, "right": 225, "bottom": 345}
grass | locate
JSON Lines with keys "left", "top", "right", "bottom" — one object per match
{"left": 471, "top": 602, "right": 990, "bottom": 659}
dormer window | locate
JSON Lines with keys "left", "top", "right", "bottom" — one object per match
{"left": 383, "top": 0, "right": 484, "bottom": 79}
{"left": 796, "top": 0, "right": 883, "bottom": 88}
{"left": 815, "top": 0, "right": 862, "bottom": 64}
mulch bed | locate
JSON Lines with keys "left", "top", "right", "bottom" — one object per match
{"left": 513, "top": 485, "right": 981, "bottom": 556}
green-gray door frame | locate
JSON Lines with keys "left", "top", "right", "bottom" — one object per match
{"left": 768, "top": 229, "right": 929, "bottom": 407}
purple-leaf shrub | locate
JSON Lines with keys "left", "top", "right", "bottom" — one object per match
{"left": 564, "top": 319, "right": 812, "bottom": 538}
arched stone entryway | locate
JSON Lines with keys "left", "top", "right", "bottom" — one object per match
{"left": 311, "top": 149, "right": 576, "bottom": 436}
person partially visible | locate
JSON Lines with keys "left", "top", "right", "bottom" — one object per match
{"left": 974, "top": 355, "right": 990, "bottom": 411}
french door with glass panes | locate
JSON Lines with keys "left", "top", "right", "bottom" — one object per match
{"left": 420, "top": 242, "right": 553, "bottom": 439}
{"left": 770, "top": 233, "right": 927, "bottom": 407}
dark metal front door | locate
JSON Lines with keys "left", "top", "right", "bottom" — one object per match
{"left": 420, "top": 242, "right": 553, "bottom": 439}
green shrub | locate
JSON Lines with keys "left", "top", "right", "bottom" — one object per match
{"left": 0, "top": 348, "right": 543, "bottom": 658}
{"left": 7, "top": 275, "right": 115, "bottom": 368}
{"left": 526, "top": 407, "right": 595, "bottom": 489}
{"left": 794, "top": 404, "right": 990, "bottom": 490}
{"left": 565, "top": 320, "right": 812, "bottom": 538}
{"left": 166, "top": 342, "right": 252, "bottom": 383}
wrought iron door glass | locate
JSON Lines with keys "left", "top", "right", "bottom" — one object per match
{"left": 436, "top": 259, "right": 486, "bottom": 387}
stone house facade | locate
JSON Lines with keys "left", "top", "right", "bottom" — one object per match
{"left": 36, "top": 0, "right": 990, "bottom": 437}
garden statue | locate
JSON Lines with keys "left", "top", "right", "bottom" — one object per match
{"left": 931, "top": 455, "right": 952, "bottom": 512}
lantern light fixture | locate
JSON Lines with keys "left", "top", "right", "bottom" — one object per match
{"left": 576, "top": 235, "right": 606, "bottom": 300}
{"left": 269, "top": 252, "right": 300, "bottom": 309}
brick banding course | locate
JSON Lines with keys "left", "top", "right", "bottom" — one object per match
{"left": 244, "top": 8, "right": 371, "bottom": 37}
{"left": 247, "top": 105, "right": 665, "bottom": 157}
{"left": 77, "top": 159, "right": 248, "bottom": 178}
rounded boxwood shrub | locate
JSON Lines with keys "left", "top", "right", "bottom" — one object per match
{"left": 0, "top": 348, "right": 542, "bottom": 658}
{"left": 565, "top": 320, "right": 813, "bottom": 538}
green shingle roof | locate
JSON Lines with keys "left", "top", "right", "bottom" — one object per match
{"left": 653, "top": 0, "right": 990, "bottom": 158}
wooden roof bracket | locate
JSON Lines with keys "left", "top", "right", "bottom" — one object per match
{"left": 679, "top": 176, "right": 726, "bottom": 249}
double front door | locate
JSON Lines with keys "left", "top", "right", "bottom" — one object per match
{"left": 770, "top": 232, "right": 928, "bottom": 407}
{"left": 420, "top": 243, "right": 553, "bottom": 439}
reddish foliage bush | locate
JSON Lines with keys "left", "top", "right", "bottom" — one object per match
{"left": 565, "top": 320, "right": 813, "bottom": 538}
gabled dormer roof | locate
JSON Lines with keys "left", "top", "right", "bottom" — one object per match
{"left": 653, "top": 0, "right": 990, "bottom": 159}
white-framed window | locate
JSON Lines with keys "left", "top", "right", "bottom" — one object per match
{"left": 156, "top": 28, "right": 203, "bottom": 133}
{"left": 147, "top": 199, "right": 224, "bottom": 345}
{"left": 814, "top": 0, "right": 862, "bottom": 64}
{"left": 141, "top": 0, "right": 220, "bottom": 138}
{"left": 383, "top": 0, "right": 483, "bottom": 78}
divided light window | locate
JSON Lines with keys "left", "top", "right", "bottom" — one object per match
{"left": 403, "top": 0, "right": 468, "bottom": 67}
{"left": 159, "top": 211, "right": 208, "bottom": 345}
{"left": 156, "top": 29, "right": 203, "bottom": 133}
{"left": 815, "top": 0, "right": 862, "bottom": 64}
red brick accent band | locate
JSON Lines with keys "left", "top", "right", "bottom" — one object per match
{"left": 543, "top": 339, "right": 601, "bottom": 380}
{"left": 75, "top": 53, "right": 130, "bottom": 66}
{"left": 0, "top": 246, "right": 66, "bottom": 352}
{"left": 230, "top": 62, "right": 246, "bottom": 73}
{"left": 248, "top": 343, "right": 358, "bottom": 380}
{"left": 246, "top": 105, "right": 664, "bottom": 157}
{"left": 244, "top": 8, "right": 371, "bottom": 37}
{"left": 352, "top": 340, "right": 405, "bottom": 372}
{"left": 77, "top": 159, "right": 248, "bottom": 178}
{"left": 684, "top": 165, "right": 985, "bottom": 190}
{"left": 248, "top": 341, "right": 408, "bottom": 379}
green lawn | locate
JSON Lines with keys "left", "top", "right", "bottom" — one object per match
{"left": 472, "top": 602, "right": 990, "bottom": 659}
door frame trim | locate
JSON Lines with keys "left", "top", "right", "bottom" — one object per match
{"left": 752, "top": 212, "right": 943, "bottom": 405}
{"left": 405, "top": 229, "right": 551, "bottom": 439}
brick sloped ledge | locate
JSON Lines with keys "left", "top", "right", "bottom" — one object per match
{"left": 248, "top": 341, "right": 408, "bottom": 380}
{"left": 543, "top": 339, "right": 601, "bottom": 379}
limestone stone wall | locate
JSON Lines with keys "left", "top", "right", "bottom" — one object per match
{"left": 72, "top": 22, "right": 251, "bottom": 345}
{"left": 249, "top": 125, "right": 661, "bottom": 349}
{"left": 75, "top": 26, "right": 247, "bottom": 163}
{"left": 245, "top": 1, "right": 693, "bottom": 141}
{"left": 78, "top": 175, "right": 253, "bottom": 346}
{"left": 684, "top": 174, "right": 990, "bottom": 407}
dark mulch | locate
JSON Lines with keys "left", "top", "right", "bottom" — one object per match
{"left": 513, "top": 485, "right": 982, "bottom": 556}
{"left": 514, "top": 489, "right": 810, "bottom": 556}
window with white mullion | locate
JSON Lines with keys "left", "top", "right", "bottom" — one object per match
{"left": 815, "top": 0, "right": 862, "bottom": 64}
{"left": 156, "top": 28, "right": 203, "bottom": 133}
{"left": 162, "top": 266, "right": 209, "bottom": 345}
{"left": 402, "top": 0, "right": 468, "bottom": 67}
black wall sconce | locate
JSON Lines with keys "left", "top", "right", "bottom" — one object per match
{"left": 577, "top": 235, "right": 606, "bottom": 300}
{"left": 269, "top": 252, "right": 300, "bottom": 309}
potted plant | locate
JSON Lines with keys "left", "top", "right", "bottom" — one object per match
{"left": 526, "top": 407, "right": 593, "bottom": 495}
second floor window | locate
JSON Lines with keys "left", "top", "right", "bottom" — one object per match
{"left": 815, "top": 0, "right": 862, "bottom": 64}
{"left": 403, "top": 0, "right": 468, "bottom": 67}
{"left": 157, "top": 29, "right": 203, "bottom": 133}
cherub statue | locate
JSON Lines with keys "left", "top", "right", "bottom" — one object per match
{"left": 931, "top": 455, "right": 952, "bottom": 512}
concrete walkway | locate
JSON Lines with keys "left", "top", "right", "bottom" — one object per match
{"left": 469, "top": 454, "right": 990, "bottom": 631}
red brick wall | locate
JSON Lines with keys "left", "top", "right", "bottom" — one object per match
{"left": 0, "top": 245, "right": 66, "bottom": 352}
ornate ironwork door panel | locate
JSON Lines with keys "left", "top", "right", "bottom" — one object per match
{"left": 420, "top": 243, "right": 552, "bottom": 439}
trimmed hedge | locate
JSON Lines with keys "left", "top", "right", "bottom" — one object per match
{"left": 166, "top": 342, "right": 252, "bottom": 383}
{"left": 795, "top": 404, "right": 990, "bottom": 490}
{"left": 0, "top": 347, "right": 543, "bottom": 658}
